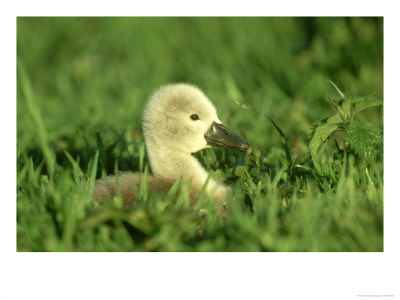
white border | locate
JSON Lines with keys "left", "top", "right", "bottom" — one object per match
{"left": 2, "top": 1, "right": 399, "bottom": 300}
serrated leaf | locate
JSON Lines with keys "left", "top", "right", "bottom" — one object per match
{"left": 326, "top": 95, "right": 347, "bottom": 121}
{"left": 325, "top": 81, "right": 352, "bottom": 121}
{"left": 309, "top": 113, "right": 342, "bottom": 157}
{"left": 352, "top": 96, "right": 383, "bottom": 115}
{"left": 346, "top": 121, "right": 383, "bottom": 162}
{"left": 341, "top": 96, "right": 352, "bottom": 121}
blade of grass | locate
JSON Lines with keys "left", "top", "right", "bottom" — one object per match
{"left": 65, "top": 151, "right": 84, "bottom": 184}
{"left": 87, "top": 150, "right": 99, "bottom": 201}
{"left": 233, "top": 100, "right": 292, "bottom": 165}
{"left": 18, "top": 60, "right": 55, "bottom": 178}
{"left": 327, "top": 80, "right": 346, "bottom": 99}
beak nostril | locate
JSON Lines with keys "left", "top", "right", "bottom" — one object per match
{"left": 205, "top": 121, "right": 249, "bottom": 152}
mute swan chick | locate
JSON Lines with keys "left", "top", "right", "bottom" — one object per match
{"left": 92, "top": 83, "right": 250, "bottom": 206}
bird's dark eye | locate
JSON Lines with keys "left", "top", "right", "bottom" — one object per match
{"left": 190, "top": 114, "right": 200, "bottom": 121}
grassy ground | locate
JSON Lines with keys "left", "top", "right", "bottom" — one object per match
{"left": 17, "top": 17, "right": 383, "bottom": 251}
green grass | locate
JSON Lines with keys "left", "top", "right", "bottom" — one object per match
{"left": 17, "top": 17, "right": 383, "bottom": 251}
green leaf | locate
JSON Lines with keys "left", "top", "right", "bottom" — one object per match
{"left": 327, "top": 80, "right": 346, "bottom": 99}
{"left": 352, "top": 96, "right": 383, "bottom": 115}
{"left": 325, "top": 81, "right": 354, "bottom": 122}
{"left": 309, "top": 113, "right": 342, "bottom": 157}
{"left": 310, "top": 152, "right": 322, "bottom": 175}
{"left": 341, "top": 96, "right": 352, "bottom": 121}
{"left": 346, "top": 121, "right": 383, "bottom": 162}
{"left": 326, "top": 95, "right": 347, "bottom": 121}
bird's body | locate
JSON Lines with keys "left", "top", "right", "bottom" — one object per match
{"left": 91, "top": 172, "right": 173, "bottom": 204}
{"left": 92, "top": 83, "right": 250, "bottom": 206}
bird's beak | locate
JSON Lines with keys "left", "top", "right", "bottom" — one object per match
{"left": 205, "top": 122, "right": 251, "bottom": 153}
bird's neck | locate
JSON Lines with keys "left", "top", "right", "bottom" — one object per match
{"left": 145, "top": 144, "right": 219, "bottom": 193}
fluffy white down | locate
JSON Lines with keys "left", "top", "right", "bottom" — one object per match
{"left": 142, "top": 83, "right": 230, "bottom": 199}
{"left": 92, "top": 83, "right": 232, "bottom": 205}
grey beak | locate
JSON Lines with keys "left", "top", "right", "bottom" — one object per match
{"left": 204, "top": 122, "right": 250, "bottom": 153}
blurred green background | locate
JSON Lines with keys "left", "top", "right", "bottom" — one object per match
{"left": 17, "top": 17, "right": 383, "bottom": 161}
{"left": 17, "top": 17, "right": 383, "bottom": 251}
